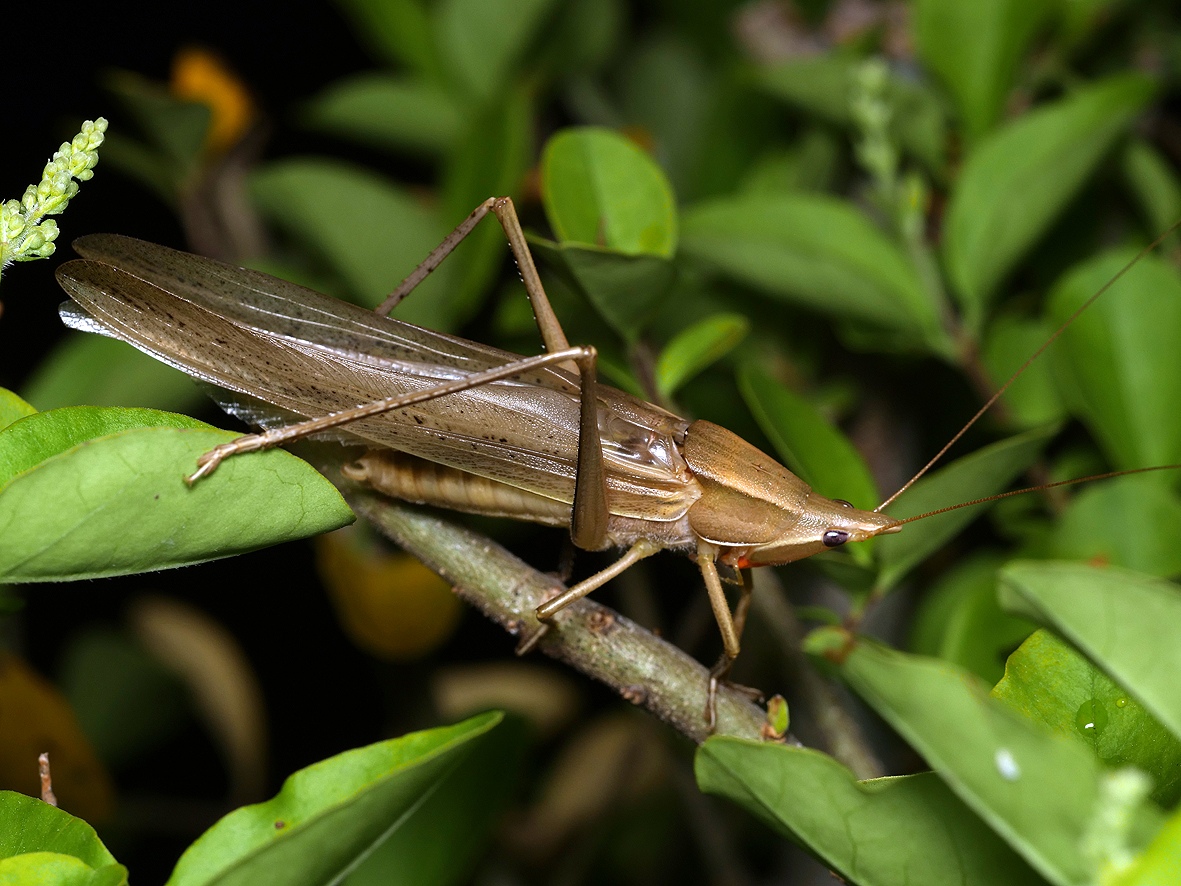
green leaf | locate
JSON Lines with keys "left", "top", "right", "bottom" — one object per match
{"left": 738, "top": 364, "right": 880, "bottom": 566}
{"left": 1048, "top": 476, "right": 1181, "bottom": 577}
{"left": 333, "top": 0, "right": 441, "bottom": 78}
{"left": 541, "top": 127, "right": 678, "bottom": 257}
{"left": 873, "top": 424, "right": 1057, "bottom": 591}
{"left": 654, "top": 313, "right": 748, "bottom": 399}
{"left": 614, "top": 35, "right": 713, "bottom": 201}
{"left": 1116, "top": 803, "right": 1181, "bottom": 886}
{"left": 0, "top": 390, "right": 35, "bottom": 432}
{"left": 981, "top": 314, "right": 1066, "bottom": 428}
{"left": 165, "top": 712, "right": 502, "bottom": 886}
{"left": 528, "top": 237, "right": 675, "bottom": 342}
{"left": 680, "top": 193, "right": 949, "bottom": 355}
{"left": 59, "top": 629, "right": 189, "bottom": 767}
{"left": 0, "top": 791, "right": 118, "bottom": 867}
{"left": 1122, "top": 140, "right": 1181, "bottom": 245}
{"left": 909, "top": 552, "right": 1037, "bottom": 686}
{"left": 249, "top": 159, "right": 461, "bottom": 329}
{"left": 301, "top": 75, "right": 463, "bottom": 156}
{"left": 756, "top": 52, "right": 948, "bottom": 175}
{"left": 696, "top": 739, "right": 1043, "bottom": 886}
{"left": 998, "top": 561, "right": 1181, "bottom": 743}
{"left": 913, "top": 0, "right": 1055, "bottom": 141}
{"left": 342, "top": 715, "right": 524, "bottom": 886}
{"left": 0, "top": 413, "right": 353, "bottom": 582}
{"left": 104, "top": 69, "right": 212, "bottom": 176}
{"left": 440, "top": 84, "right": 534, "bottom": 316}
{"left": 0, "top": 407, "right": 207, "bottom": 491}
{"left": 993, "top": 630, "right": 1181, "bottom": 807}
{"left": 0, "top": 853, "right": 127, "bottom": 886}
{"left": 1046, "top": 249, "right": 1181, "bottom": 471}
{"left": 943, "top": 74, "right": 1156, "bottom": 331}
{"left": 434, "top": 0, "right": 556, "bottom": 101}
{"left": 807, "top": 630, "right": 1160, "bottom": 886}
{"left": 21, "top": 333, "right": 205, "bottom": 414}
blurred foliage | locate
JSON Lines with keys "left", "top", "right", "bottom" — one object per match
{"left": 5, "top": 0, "right": 1181, "bottom": 884}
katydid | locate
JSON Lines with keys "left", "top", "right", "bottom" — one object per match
{"left": 52, "top": 198, "right": 1177, "bottom": 727}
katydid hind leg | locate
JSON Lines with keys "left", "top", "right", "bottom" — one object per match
{"left": 188, "top": 346, "right": 600, "bottom": 481}
{"left": 369, "top": 196, "right": 609, "bottom": 547}
{"left": 377, "top": 196, "right": 571, "bottom": 357}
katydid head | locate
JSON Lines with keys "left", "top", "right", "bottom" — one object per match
{"left": 679, "top": 419, "right": 901, "bottom": 568}
{"left": 729, "top": 493, "right": 902, "bottom": 568}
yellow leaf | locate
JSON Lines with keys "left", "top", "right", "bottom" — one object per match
{"left": 170, "top": 47, "right": 256, "bottom": 153}
{"left": 0, "top": 653, "right": 114, "bottom": 822}
{"left": 316, "top": 527, "right": 462, "bottom": 660}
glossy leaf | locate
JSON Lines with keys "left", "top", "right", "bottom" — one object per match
{"left": 0, "top": 852, "right": 127, "bottom": 886}
{"left": 696, "top": 739, "right": 1042, "bottom": 886}
{"left": 993, "top": 630, "right": 1181, "bottom": 806}
{"left": 0, "top": 389, "right": 35, "bottom": 432}
{"left": 909, "top": 552, "right": 1036, "bottom": 686}
{"left": 913, "top": 0, "right": 1055, "bottom": 140}
{"left": 0, "top": 414, "right": 353, "bottom": 582}
{"left": 806, "top": 630, "right": 1160, "bottom": 886}
{"left": 342, "top": 715, "right": 524, "bottom": 886}
{"left": 528, "top": 236, "right": 675, "bottom": 342}
{"left": 301, "top": 74, "right": 463, "bottom": 156}
{"left": 249, "top": 159, "right": 461, "bottom": 329}
{"left": 541, "top": 127, "right": 678, "bottom": 257}
{"left": 166, "top": 712, "right": 502, "bottom": 886}
{"left": 1048, "top": 476, "right": 1181, "bottom": 577}
{"left": 943, "top": 75, "right": 1155, "bottom": 330}
{"left": 21, "top": 333, "right": 205, "bottom": 414}
{"left": 998, "top": 561, "right": 1181, "bottom": 742}
{"left": 680, "top": 193, "right": 949, "bottom": 354}
{"left": 0, "top": 790, "right": 118, "bottom": 866}
{"left": 1046, "top": 249, "right": 1181, "bottom": 472}
{"left": 0, "top": 407, "right": 204, "bottom": 491}
{"left": 873, "top": 424, "right": 1057, "bottom": 591}
{"left": 654, "top": 313, "right": 748, "bottom": 399}
{"left": 434, "top": 0, "right": 555, "bottom": 101}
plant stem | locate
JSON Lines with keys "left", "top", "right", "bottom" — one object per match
{"left": 337, "top": 479, "right": 768, "bottom": 745}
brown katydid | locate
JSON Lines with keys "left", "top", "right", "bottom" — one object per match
{"left": 53, "top": 198, "right": 1180, "bottom": 727}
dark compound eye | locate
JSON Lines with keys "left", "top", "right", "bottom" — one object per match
{"left": 822, "top": 529, "right": 850, "bottom": 547}
{"left": 833, "top": 499, "right": 853, "bottom": 508}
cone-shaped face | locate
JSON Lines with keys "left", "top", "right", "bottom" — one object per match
{"left": 681, "top": 420, "right": 900, "bottom": 568}
{"left": 732, "top": 490, "right": 900, "bottom": 568}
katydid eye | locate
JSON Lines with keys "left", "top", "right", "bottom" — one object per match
{"left": 833, "top": 499, "right": 853, "bottom": 508}
{"left": 822, "top": 529, "right": 849, "bottom": 547}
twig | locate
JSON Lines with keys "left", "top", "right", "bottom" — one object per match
{"left": 38, "top": 752, "right": 57, "bottom": 806}
{"left": 335, "top": 476, "right": 767, "bottom": 745}
{"left": 752, "top": 570, "right": 884, "bottom": 778}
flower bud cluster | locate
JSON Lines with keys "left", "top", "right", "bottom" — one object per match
{"left": 1, "top": 117, "right": 107, "bottom": 271}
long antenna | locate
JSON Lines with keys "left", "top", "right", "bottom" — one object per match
{"left": 883, "top": 464, "right": 1181, "bottom": 528}
{"left": 875, "top": 220, "right": 1181, "bottom": 514}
